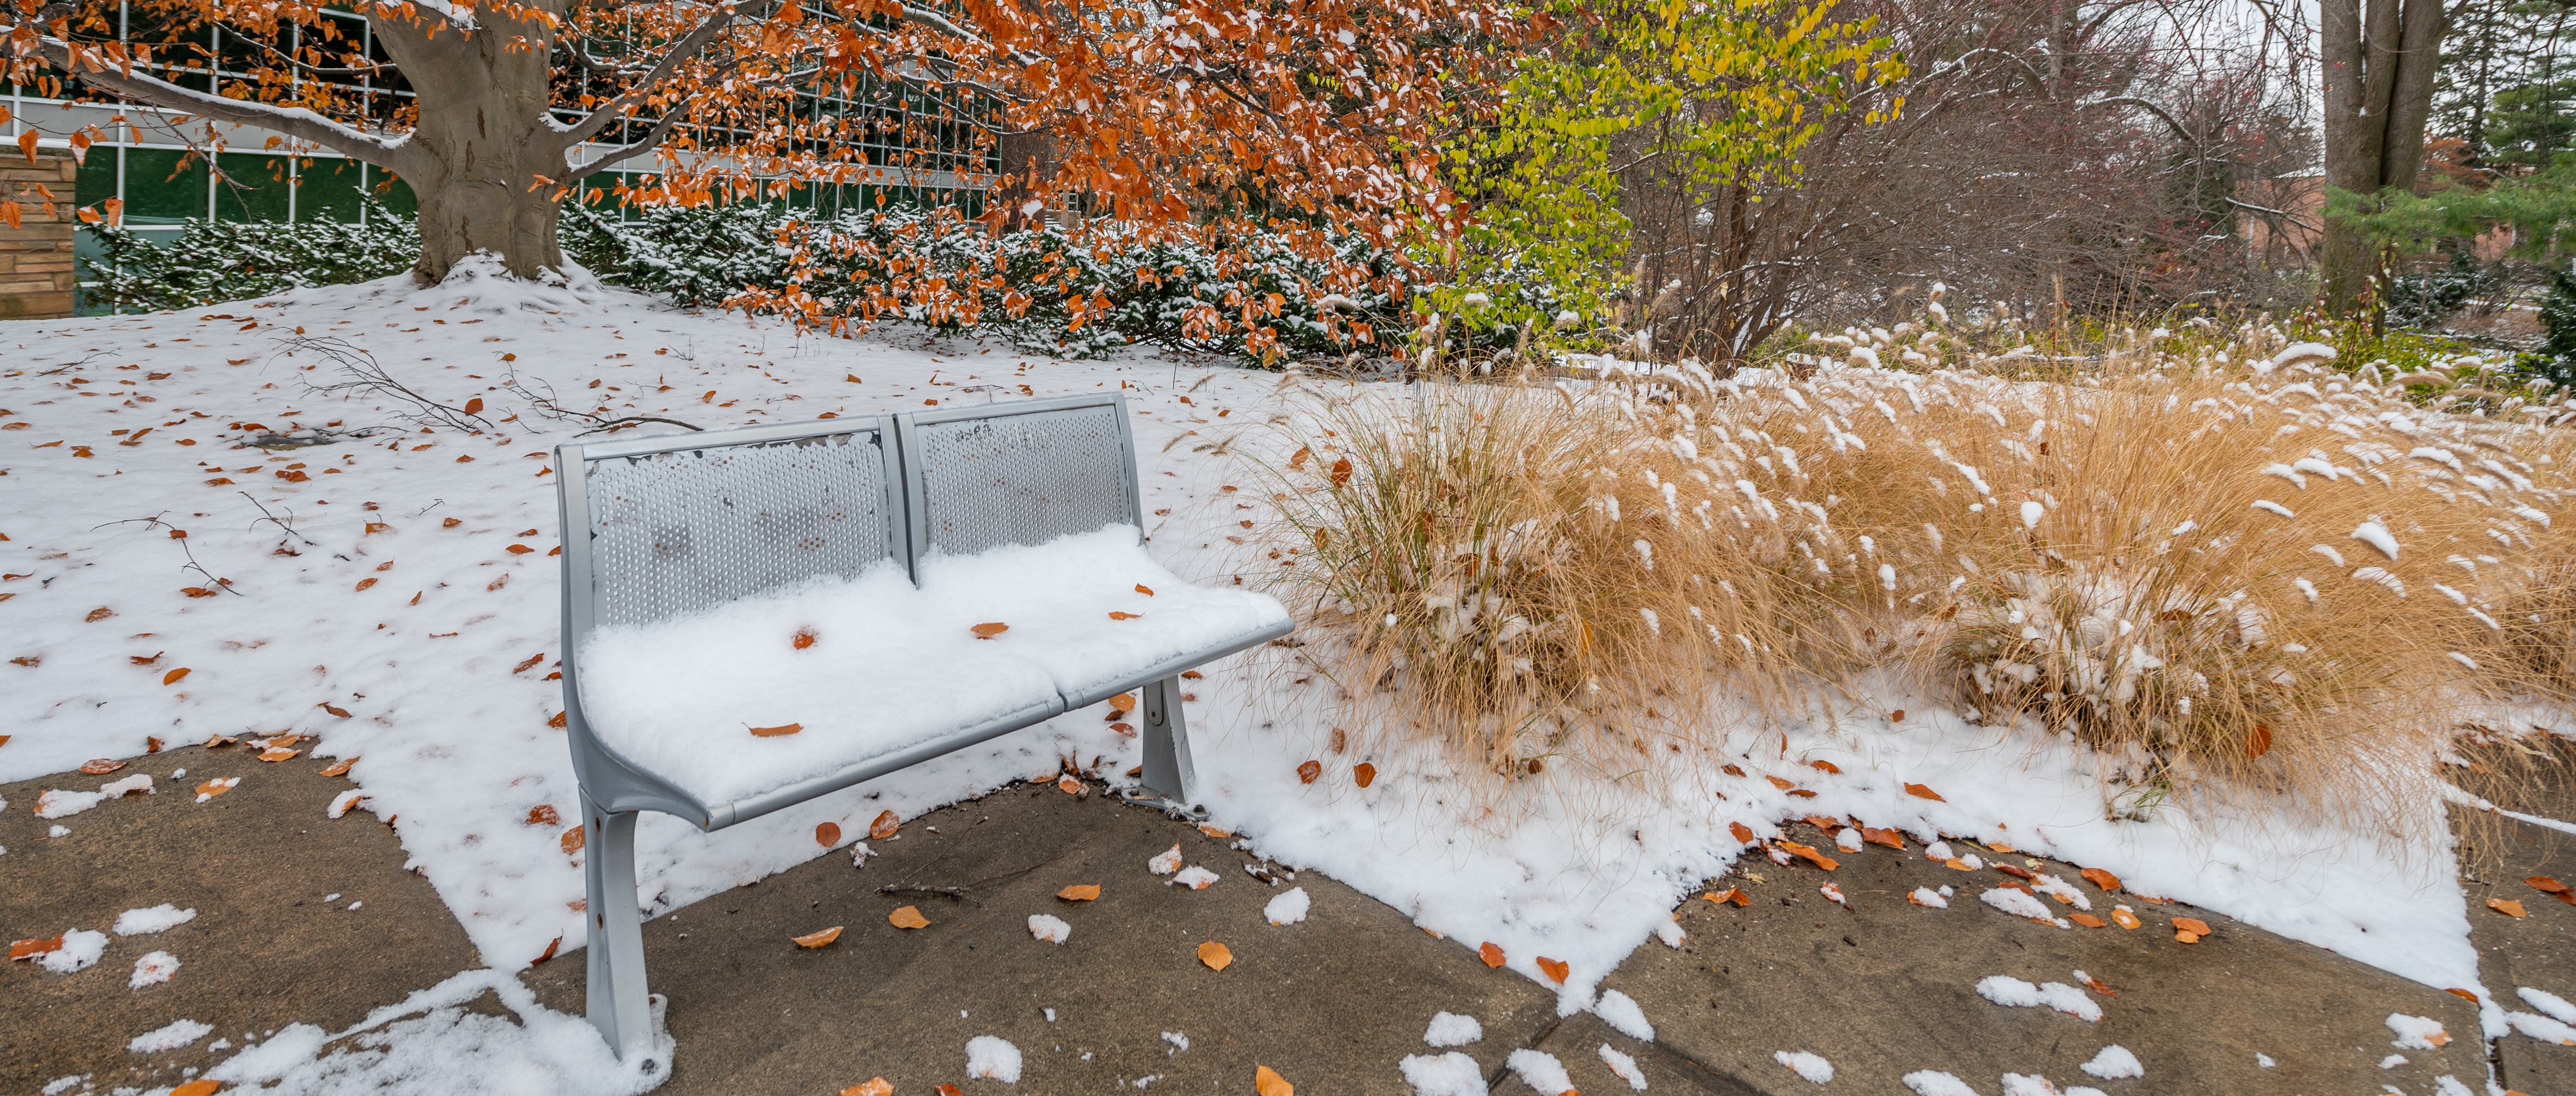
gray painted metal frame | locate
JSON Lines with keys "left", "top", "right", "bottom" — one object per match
{"left": 551, "top": 392, "right": 1289, "bottom": 1061}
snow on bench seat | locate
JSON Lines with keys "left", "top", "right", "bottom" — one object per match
{"left": 577, "top": 526, "right": 1287, "bottom": 808}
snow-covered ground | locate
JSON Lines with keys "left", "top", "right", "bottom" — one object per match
{"left": 1, "top": 262, "right": 2560, "bottom": 1090}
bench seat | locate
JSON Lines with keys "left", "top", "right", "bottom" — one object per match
{"left": 576, "top": 525, "right": 1289, "bottom": 809}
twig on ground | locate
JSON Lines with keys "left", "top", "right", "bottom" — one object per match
{"left": 239, "top": 492, "right": 317, "bottom": 555}
{"left": 286, "top": 335, "right": 495, "bottom": 433}
{"left": 872, "top": 840, "right": 1084, "bottom": 903}
{"left": 503, "top": 372, "right": 705, "bottom": 436}
{"left": 93, "top": 512, "right": 242, "bottom": 595}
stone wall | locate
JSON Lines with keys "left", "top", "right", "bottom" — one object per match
{"left": 1, "top": 149, "right": 80, "bottom": 320}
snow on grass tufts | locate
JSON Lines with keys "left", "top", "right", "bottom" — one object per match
{"left": 1399, "top": 1051, "right": 1487, "bottom": 1096}
{"left": 1773, "top": 1050, "right": 1834, "bottom": 1084}
{"left": 114, "top": 904, "right": 198, "bottom": 936}
{"left": 1593, "top": 989, "right": 1654, "bottom": 1041}
{"left": 1026, "top": 914, "right": 1070, "bottom": 944}
{"left": 1505, "top": 1049, "right": 1574, "bottom": 1094}
{"left": 129, "top": 950, "right": 181, "bottom": 988}
{"left": 1264, "top": 886, "right": 1311, "bottom": 925}
{"left": 966, "top": 1035, "right": 1024, "bottom": 1083}
{"left": 1422, "top": 1011, "right": 1482, "bottom": 1047}
{"left": 1977, "top": 975, "right": 2103, "bottom": 1022}
{"left": 2080, "top": 1044, "right": 2143, "bottom": 1079}
{"left": 1598, "top": 1043, "right": 1647, "bottom": 1091}
{"left": 128, "top": 1018, "right": 213, "bottom": 1053}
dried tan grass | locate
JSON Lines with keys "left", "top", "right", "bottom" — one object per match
{"left": 1261, "top": 330, "right": 2576, "bottom": 823}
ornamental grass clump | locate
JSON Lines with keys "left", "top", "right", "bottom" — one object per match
{"left": 1265, "top": 324, "right": 2576, "bottom": 821}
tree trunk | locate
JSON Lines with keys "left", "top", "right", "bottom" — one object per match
{"left": 2319, "top": 0, "right": 2449, "bottom": 315}
{"left": 371, "top": 5, "right": 573, "bottom": 282}
{"left": 992, "top": 128, "right": 1057, "bottom": 233}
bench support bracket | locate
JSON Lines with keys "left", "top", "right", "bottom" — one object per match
{"left": 583, "top": 795, "right": 654, "bottom": 1060}
{"left": 1139, "top": 675, "right": 1195, "bottom": 804}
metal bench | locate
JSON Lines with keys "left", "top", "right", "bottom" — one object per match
{"left": 551, "top": 393, "right": 1292, "bottom": 1059}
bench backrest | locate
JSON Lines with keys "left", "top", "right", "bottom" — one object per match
{"left": 571, "top": 422, "right": 904, "bottom": 630}
{"left": 559, "top": 394, "right": 1139, "bottom": 637}
{"left": 900, "top": 398, "right": 1141, "bottom": 560}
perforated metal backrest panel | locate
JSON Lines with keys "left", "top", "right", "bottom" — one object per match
{"left": 584, "top": 430, "right": 897, "bottom": 628}
{"left": 915, "top": 404, "right": 1135, "bottom": 556}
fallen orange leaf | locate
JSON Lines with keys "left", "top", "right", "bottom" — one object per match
{"left": 816, "top": 821, "right": 841, "bottom": 847}
{"left": 2110, "top": 907, "right": 2142, "bottom": 929}
{"left": 324, "top": 703, "right": 353, "bottom": 718}
{"left": 1776, "top": 840, "right": 1839, "bottom": 872}
{"left": 1109, "top": 693, "right": 1138, "bottom": 713}
{"left": 1057, "top": 774, "right": 1083, "bottom": 795}
{"left": 2080, "top": 868, "right": 2122, "bottom": 892}
{"left": 1136, "top": 584, "right": 1156, "bottom": 596}
{"left": 2080, "top": 973, "right": 2117, "bottom": 996}
{"left": 1057, "top": 884, "right": 1101, "bottom": 901}
{"left": 1354, "top": 762, "right": 1377, "bottom": 788}
{"left": 195, "top": 778, "right": 236, "bottom": 800}
{"left": 793, "top": 925, "right": 846, "bottom": 948}
{"left": 1297, "top": 760, "right": 1322, "bottom": 784}
{"left": 562, "top": 826, "right": 586, "bottom": 854}
{"left": 163, "top": 667, "right": 191, "bottom": 685}
{"left": 1861, "top": 827, "right": 1905, "bottom": 850}
{"left": 1254, "top": 1065, "right": 1294, "bottom": 1096}
{"left": 971, "top": 622, "right": 1010, "bottom": 639}
{"left": 2174, "top": 929, "right": 2202, "bottom": 944}
{"left": 1945, "top": 858, "right": 1976, "bottom": 870}
{"left": 80, "top": 758, "right": 126, "bottom": 774}
{"left": 172, "top": 1082, "right": 220, "bottom": 1096}
{"left": 842, "top": 1081, "right": 893, "bottom": 1096}
{"left": 1808, "top": 759, "right": 1841, "bottom": 774}
{"left": 1765, "top": 775, "right": 1794, "bottom": 790}
{"left": 2447, "top": 988, "right": 2482, "bottom": 1002}
{"left": 1728, "top": 822, "right": 1757, "bottom": 844}
{"left": 1536, "top": 956, "right": 1569, "bottom": 984}
{"left": 749, "top": 722, "right": 803, "bottom": 737}
{"left": 532, "top": 936, "right": 561, "bottom": 965}
{"left": 527, "top": 805, "right": 561, "bottom": 826}
{"left": 10, "top": 935, "right": 64, "bottom": 960}
{"left": 869, "top": 810, "right": 899, "bottom": 840}
{"left": 257, "top": 748, "right": 298, "bottom": 762}
{"left": 2171, "top": 917, "right": 2211, "bottom": 935}
{"left": 794, "top": 627, "right": 819, "bottom": 650}
{"left": 888, "top": 906, "right": 930, "bottom": 929}
{"left": 937, "top": 1086, "right": 965, "bottom": 1096}
{"left": 2489, "top": 898, "right": 2529, "bottom": 918}
{"left": 1109, "top": 611, "right": 1142, "bottom": 620}
{"left": 1198, "top": 823, "right": 1234, "bottom": 839}
{"left": 2070, "top": 913, "right": 2107, "bottom": 929}
{"left": 1904, "top": 783, "right": 1946, "bottom": 802}
{"left": 1199, "top": 940, "right": 1233, "bottom": 970}
{"left": 2530, "top": 877, "right": 2576, "bottom": 905}
{"left": 1480, "top": 942, "right": 1506, "bottom": 968}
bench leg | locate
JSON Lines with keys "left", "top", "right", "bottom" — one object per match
{"left": 1139, "top": 675, "right": 1197, "bottom": 803}
{"left": 582, "top": 794, "right": 654, "bottom": 1061}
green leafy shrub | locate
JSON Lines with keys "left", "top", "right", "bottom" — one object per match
{"left": 82, "top": 195, "right": 418, "bottom": 313}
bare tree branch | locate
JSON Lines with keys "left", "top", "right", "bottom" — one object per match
{"left": 8, "top": 29, "right": 411, "bottom": 172}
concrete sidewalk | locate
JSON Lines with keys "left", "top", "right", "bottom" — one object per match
{"left": 3, "top": 741, "right": 2558, "bottom": 1095}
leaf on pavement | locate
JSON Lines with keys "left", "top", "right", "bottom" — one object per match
{"left": 1255, "top": 1065, "right": 1294, "bottom": 1096}
{"left": 869, "top": 810, "right": 900, "bottom": 840}
{"left": 2488, "top": 898, "right": 2529, "bottom": 918}
{"left": 793, "top": 926, "right": 846, "bottom": 948}
{"left": 1536, "top": 956, "right": 1569, "bottom": 984}
{"left": 888, "top": 906, "right": 930, "bottom": 930}
{"left": 2080, "top": 868, "right": 2122, "bottom": 892}
{"left": 1480, "top": 942, "right": 1506, "bottom": 968}
{"left": 1198, "top": 940, "right": 1232, "bottom": 970}
{"left": 1057, "top": 884, "right": 1101, "bottom": 901}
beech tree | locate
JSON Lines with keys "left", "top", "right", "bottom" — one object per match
{"left": 2319, "top": 0, "right": 2449, "bottom": 313}
{"left": 3, "top": 0, "right": 1521, "bottom": 286}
